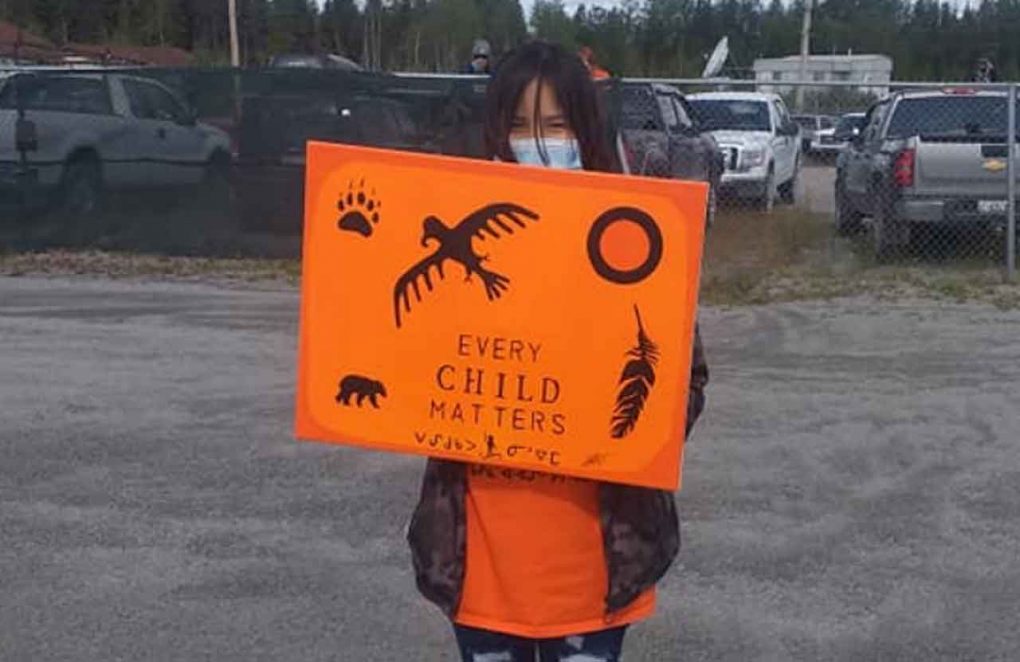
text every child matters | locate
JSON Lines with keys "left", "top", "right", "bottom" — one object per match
{"left": 415, "top": 333, "right": 567, "bottom": 468}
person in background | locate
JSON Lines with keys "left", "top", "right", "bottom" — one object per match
{"left": 408, "top": 40, "right": 708, "bottom": 662}
{"left": 579, "top": 46, "right": 611, "bottom": 80}
{"left": 466, "top": 39, "right": 493, "bottom": 75}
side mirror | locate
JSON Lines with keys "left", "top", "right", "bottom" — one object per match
{"left": 15, "top": 117, "right": 38, "bottom": 152}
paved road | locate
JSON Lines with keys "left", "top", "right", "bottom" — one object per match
{"left": 2, "top": 277, "right": 1019, "bottom": 661}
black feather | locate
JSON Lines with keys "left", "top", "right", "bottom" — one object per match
{"left": 611, "top": 305, "right": 659, "bottom": 439}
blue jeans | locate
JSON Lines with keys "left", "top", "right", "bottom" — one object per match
{"left": 453, "top": 624, "right": 628, "bottom": 662}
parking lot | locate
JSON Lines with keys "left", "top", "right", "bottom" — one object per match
{"left": 3, "top": 275, "right": 1019, "bottom": 660}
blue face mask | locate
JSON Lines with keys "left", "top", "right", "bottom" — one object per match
{"left": 510, "top": 137, "right": 583, "bottom": 170}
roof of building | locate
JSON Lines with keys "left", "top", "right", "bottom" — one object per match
{"left": 64, "top": 43, "right": 195, "bottom": 67}
{"left": 687, "top": 91, "right": 783, "bottom": 102}
{"left": 0, "top": 22, "right": 193, "bottom": 67}
{"left": 0, "top": 21, "right": 54, "bottom": 49}
{"left": 754, "top": 54, "right": 893, "bottom": 70}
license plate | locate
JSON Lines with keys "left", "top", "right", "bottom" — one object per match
{"left": 978, "top": 200, "right": 1008, "bottom": 214}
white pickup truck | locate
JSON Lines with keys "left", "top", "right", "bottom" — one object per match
{"left": 0, "top": 71, "right": 230, "bottom": 216}
{"left": 687, "top": 91, "right": 802, "bottom": 212}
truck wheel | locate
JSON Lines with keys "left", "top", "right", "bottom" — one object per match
{"left": 757, "top": 168, "right": 775, "bottom": 213}
{"left": 200, "top": 151, "right": 239, "bottom": 241}
{"left": 52, "top": 157, "right": 108, "bottom": 246}
{"left": 872, "top": 203, "right": 910, "bottom": 262}
{"left": 779, "top": 162, "right": 798, "bottom": 205}
{"left": 60, "top": 158, "right": 102, "bottom": 218}
{"left": 202, "top": 152, "right": 234, "bottom": 213}
{"left": 834, "top": 183, "right": 863, "bottom": 236}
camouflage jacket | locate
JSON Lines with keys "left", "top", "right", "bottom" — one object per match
{"left": 407, "top": 327, "right": 709, "bottom": 617}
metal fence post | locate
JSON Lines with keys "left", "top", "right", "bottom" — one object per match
{"left": 1008, "top": 83, "right": 1017, "bottom": 281}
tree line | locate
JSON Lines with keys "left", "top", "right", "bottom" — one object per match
{"left": 2, "top": 0, "right": 1018, "bottom": 80}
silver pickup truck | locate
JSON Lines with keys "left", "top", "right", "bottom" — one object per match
{"left": 1, "top": 70, "right": 230, "bottom": 217}
{"left": 835, "top": 89, "right": 1018, "bottom": 258}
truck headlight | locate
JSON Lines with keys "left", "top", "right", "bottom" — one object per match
{"left": 742, "top": 147, "right": 766, "bottom": 168}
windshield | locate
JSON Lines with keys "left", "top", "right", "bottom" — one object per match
{"left": 794, "top": 116, "right": 817, "bottom": 129}
{"left": 689, "top": 99, "right": 771, "bottom": 132}
{"left": 886, "top": 96, "right": 1009, "bottom": 139}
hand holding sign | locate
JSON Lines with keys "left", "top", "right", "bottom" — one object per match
{"left": 295, "top": 143, "right": 706, "bottom": 490}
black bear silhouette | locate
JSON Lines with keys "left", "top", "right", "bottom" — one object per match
{"left": 336, "top": 375, "right": 388, "bottom": 408}
{"left": 337, "top": 182, "right": 381, "bottom": 237}
{"left": 393, "top": 202, "right": 539, "bottom": 328}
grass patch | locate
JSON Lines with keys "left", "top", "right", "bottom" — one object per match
{"left": 0, "top": 249, "right": 300, "bottom": 285}
{"left": 702, "top": 207, "right": 1020, "bottom": 308}
{"left": 3, "top": 207, "right": 1020, "bottom": 309}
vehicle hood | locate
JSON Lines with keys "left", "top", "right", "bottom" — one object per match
{"left": 707, "top": 130, "right": 772, "bottom": 147}
{"left": 815, "top": 128, "right": 836, "bottom": 138}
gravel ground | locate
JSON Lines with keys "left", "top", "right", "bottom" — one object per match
{"left": 798, "top": 163, "right": 836, "bottom": 215}
{"left": 2, "top": 275, "right": 1018, "bottom": 661}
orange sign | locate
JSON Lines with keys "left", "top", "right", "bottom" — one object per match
{"left": 295, "top": 143, "right": 706, "bottom": 490}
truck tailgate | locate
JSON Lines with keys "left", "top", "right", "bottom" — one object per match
{"left": 914, "top": 138, "right": 1019, "bottom": 199}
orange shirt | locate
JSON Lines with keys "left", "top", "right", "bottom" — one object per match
{"left": 454, "top": 463, "right": 655, "bottom": 639}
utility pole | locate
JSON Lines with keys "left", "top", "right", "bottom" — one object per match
{"left": 796, "top": 0, "right": 813, "bottom": 111}
{"left": 228, "top": 0, "right": 240, "bottom": 67}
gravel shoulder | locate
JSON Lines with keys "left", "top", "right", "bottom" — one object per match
{"left": 2, "top": 276, "right": 1019, "bottom": 661}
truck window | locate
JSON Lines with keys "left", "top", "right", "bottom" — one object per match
{"left": 656, "top": 93, "right": 680, "bottom": 133}
{"left": 0, "top": 76, "right": 112, "bottom": 115}
{"left": 124, "top": 79, "right": 186, "bottom": 123}
{"left": 672, "top": 96, "right": 695, "bottom": 132}
{"left": 862, "top": 102, "right": 889, "bottom": 145}
{"left": 886, "top": 95, "right": 1008, "bottom": 139}
{"left": 772, "top": 101, "right": 790, "bottom": 129}
{"left": 619, "top": 86, "right": 662, "bottom": 131}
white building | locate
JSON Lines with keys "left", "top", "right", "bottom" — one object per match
{"left": 753, "top": 54, "right": 893, "bottom": 97}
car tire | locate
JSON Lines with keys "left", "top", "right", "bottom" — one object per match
{"left": 202, "top": 151, "right": 234, "bottom": 212}
{"left": 779, "top": 160, "right": 798, "bottom": 205}
{"left": 834, "top": 182, "right": 863, "bottom": 236}
{"left": 60, "top": 157, "right": 103, "bottom": 219}
{"left": 756, "top": 167, "right": 776, "bottom": 213}
{"left": 53, "top": 156, "right": 108, "bottom": 245}
{"left": 200, "top": 151, "right": 240, "bottom": 241}
{"left": 872, "top": 202, "right": 910, "bottom": 262}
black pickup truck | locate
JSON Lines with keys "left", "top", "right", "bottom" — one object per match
{"left": 609, "top": 82, "right": 724, "bottom": 225}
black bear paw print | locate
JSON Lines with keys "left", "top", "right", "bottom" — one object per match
{"left": 337, "top": 182, "right": 381, "bottom": 237}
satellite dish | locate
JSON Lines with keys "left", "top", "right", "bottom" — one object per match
{"left": 702, "top": 37, "right": 729, "bottom": 79}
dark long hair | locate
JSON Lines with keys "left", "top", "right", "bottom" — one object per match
{"left": 484, "top": 40, "right": 614, "bottom": 173}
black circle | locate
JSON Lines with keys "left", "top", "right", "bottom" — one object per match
{"left": 587, "top": 207, "right": 663, "bottom": 285}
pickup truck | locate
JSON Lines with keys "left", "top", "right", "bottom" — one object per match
{"left": 612, "top": 82, "right": 723, "bottom": 225}
{"left": 0, "top": 71, "right": 230, "bottom": 218}
{"left": 232, "top": 71, "right": 439, "bottom": 233}
{"left": 688, "top": 91, "right": 801, "bottom": 212}
{"left": 835, "top": 89, "right": 1018, "bottom": 258}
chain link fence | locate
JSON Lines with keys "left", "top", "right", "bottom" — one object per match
{"left": 1, "top": 67, "right": 1017, "bottom": 282}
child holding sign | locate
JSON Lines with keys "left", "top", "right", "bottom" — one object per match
{"left": 407, "top": 41, "right": 708, "bottom": 661}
